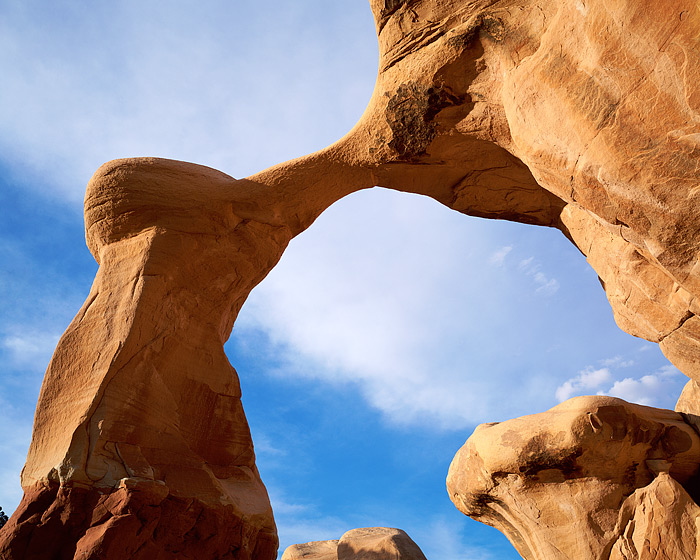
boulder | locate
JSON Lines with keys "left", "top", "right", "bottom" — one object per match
{"left": 282, "top": 540, "right": 340, "bottom": 560}
{"left": 447, "top": 396, "right": 700, "bottom": 559}
{"left": 282, "top": 528, "right": 427, "bottom": 560}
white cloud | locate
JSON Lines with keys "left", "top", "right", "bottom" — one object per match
{"left": 275, "top": 515, "right": 350, "bottom": 558}
{"left": 0, "top": 2, "right": 378, "bottom": 203}
{"left": 518, "top": 257, "right": 559, "bottom": 295}
{"left": 235, "top": 188, "right": 556, "bottom": 430}
{"left": 0, "top": 327, "right": 60, "bottom": 515}
{"left": 251, "top": 431, "right": 286, "bottom": 458}
{"left": 489, "top": 246, "right": 512, "bottom": 266}
{"left": 600, "top": 356, "right": 635, "bottom": 368}
{"left": 604, "top": 375, "right": 664, "bottom": 406}
{"left": 0, "top": 330, "right": 60, "bottom": 372}
{"left": 556, "top": 358, "right": 686, "bottom": 408}
{"left": 0, "top": 400, "right": 33, "bottom": 515}
{"left": 555, "top": 367, "right": 612, "bottom": 402}
{"left": 265, "top": 486, "right": 309, "bottom": 516}
{"left": 601, "top": 365, "right": 685, "bottom": 407}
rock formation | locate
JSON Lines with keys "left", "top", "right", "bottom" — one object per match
{"left": 282, "top": 539, "right": 340, "bottom": 560}
{"left": 282, "top": 528, "right": 427, "bottom": 560}
{"left": 447, "top": 396, "right": 700, "bottom": 559}
{"left": 0, "top": 160, "right": 286, "bottom": 560}
{"left": 2, "top": 0, "right": 700, "bottom": 558}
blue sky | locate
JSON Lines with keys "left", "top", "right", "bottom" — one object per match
{"left": 0, "top": 1, "right": 690, "bottom": 558}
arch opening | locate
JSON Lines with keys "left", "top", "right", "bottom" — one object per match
{"left": 227, "top": 187, "right": 686, "bottom": 558}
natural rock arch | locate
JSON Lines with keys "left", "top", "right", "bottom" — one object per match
{"left": 2, "top": 0, "right": 700, "bottom": 558}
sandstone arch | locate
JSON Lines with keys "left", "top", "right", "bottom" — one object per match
{"left": 2, "top": 0, "right": 700, "bottom": 558}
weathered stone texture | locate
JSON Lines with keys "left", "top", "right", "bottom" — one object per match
{"left": 282, "top": 528, "right": 427, "bottom": 560}
{"left": 447, "top": 396, "right": 700, "bottom": 560}
{"left": 282, "top": 539, "right": 340, "bottom": 560}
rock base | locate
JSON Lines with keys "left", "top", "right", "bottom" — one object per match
{"left": 0, "top": 479, "right": 278, "bottom": 560}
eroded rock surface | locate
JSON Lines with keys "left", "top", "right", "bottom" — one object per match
{"left": 0, "top": 160, "right": 291, "bottom": 560}
{"left": 282, "top": 528, "right": 427, "bottom": 560}
{"left": 282, "top": 539, "right": 340, "bottom": 560}
{"left": 365, "top": 0, "right": 700, "bottom": 381}
{"left": 610, "top": 473, "right": 700, "bottom": 560}
{"left": 3, "top": 0, "right": 700, "bottom": 557}
{"left": 447, "top": 396, "right": 700, "bottom": 559}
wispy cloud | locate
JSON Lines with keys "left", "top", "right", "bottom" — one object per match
{"left": 488, "top": 246, "right": 512, "bottom": 267}
{"left": 600, "top": 355, "right": 635, "bottom": 368}
{"left": 0, "top": 326, "right": 61, "bottom": 515}
{"left": 265, "top": 486, "right": 309, "bottom": 516}
{"left": 0, "top": 3, "right": 378, "bottom": 202}
{"left": 251, "top": 430, "right": 287, "bottom": 458}
{"left": 556, "top": 359, "right": 686, "bottom": 408}
{"left": 518, "top": 257, "right": 560, "bottom": 295}
{"left": 0, "top": 399, "right": 33, "bottom": 515}
{"left": 235, "top": 188, "right": 557, "bottom": 430}
{"left": 412, "top": 516, "right": 502, "bottom": 560}
{"left": 275, "top": 514, "right": 350, "bottom": 558}
{"left": 0, "top": 329, "right": 60, "bottom": 372}
{"left": 555, "top": 367, "right": 612, "bottom": 402}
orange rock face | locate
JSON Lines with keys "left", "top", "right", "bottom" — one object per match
{"left": 0, "top": 159, "right": 287, "bottom": 560}
{"left": 447, "top": 396, "right": 700, "bottom": 559}
{"left": 282, "top": 539, "right": 340, "bottom": 560}
{"left": 365, "top": 0, "right": 700, "bottom": 381}
{"left": 3, "top": 0, "right": 700, "bottom": 558}
{"left": 281, "top": 528, "right": 427, "bottom": 560}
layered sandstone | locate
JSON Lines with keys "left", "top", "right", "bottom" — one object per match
{"left": 282, "top": 528, "right": 427, "bottom": 560}
{"left": 3, "top": 0, "right": 700, "bottom": 558}
{"left": 0, "top": 160, "right": 288, "bottom": 560}
{"left": 447, "top": 396, "right": 700, "bottom": 559}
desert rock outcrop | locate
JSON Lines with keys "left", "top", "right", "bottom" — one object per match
{"left": 447, "top": 396, "right": 700, "bottom": 559}
{"left": 3, "top": 0, "right": 700, "bottom": 558}
{"left": 282, "top": 528, "right": 427, "bottom": 560}
{"left": 282, "top": 539, "right": 340, "bottom": 560}
{"left": 0, "top": 160, "right": 288, "bottom": 560}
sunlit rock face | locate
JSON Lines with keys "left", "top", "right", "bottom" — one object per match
{"left": 365, "top": 0, "right": 700, "bottom": 382}
{"left": 447, "top": 396, "right": 700, "bottom": 560}
{"left": 3, "top": 0, "right": 700, "bottom": 558}
{"left": 282, "top": 539, "right": 340, "bottom": 560}
{"left": 0, "top": 160, "right": 285, "bottom": 560}
{"left": 282, "top": 528, "right": 427, "bottom": 560}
